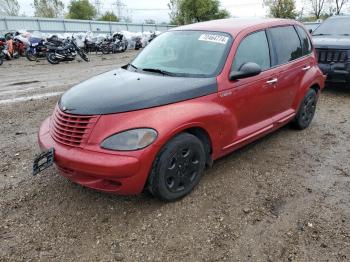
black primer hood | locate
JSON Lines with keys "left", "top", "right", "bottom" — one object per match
{"left": 59, "top": 68, "right": 217, "bottom": 115}
{"left": 313, "top": 35, "right": 350, "bottom": 49}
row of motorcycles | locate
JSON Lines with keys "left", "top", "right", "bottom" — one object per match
{"left": 0, "top": 32, "right": 89, "bottom": 65}
{"left": 1, "top": 31, "right": 158, "bottom": 66}
{"left": 0, "top": 32, "right": 26, "bottom": 65}
{"left": 83, "top": 31, "right": 157, "bottom": 54}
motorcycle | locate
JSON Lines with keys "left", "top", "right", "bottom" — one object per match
{"left": 46, "top": 37, "right": 89, "bottom": 64}
{"left": 148, "top": 32, "right": 158, "bottom": 44}
{"left": 101, "top": 33, "right": 128, "bottom": 54}
{"left": 113, "top": 33, "right": 128, "bottom": 53}
{"left": 26, "top": 35, "right": 64, "bottom": 61}
{"left": 133, "top": 36, "right": 143, "bottom": 50}
{"left": 100, "top": 36, "right": 114, "bottom": 54}
{"left": 26, "top": 36, "right": 47, "bottom": 61}
{"left": 0, "top": 44, "right": 4, "bottom": 65}
{"left": 0, "top": 37, "right": 12, "bottom": 61}
{"left": 13, "top": 33, "right": 28, "bottom": 57}
{"left": 84, "top": 38, "right": 102, "bottom": 54}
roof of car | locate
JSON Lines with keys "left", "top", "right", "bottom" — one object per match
{"left": 327, "top": 14, "right": 350, "bottom": 19}
{"left": 172, "top": 18, "right": 299, "bottom": 36}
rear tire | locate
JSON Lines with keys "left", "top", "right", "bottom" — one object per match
{"left": 147, "top": 133, "right": 206, "bottom": 202}
{"left": 0, "top": 58, "right": 3, "bottom": 65}
{"left": 292, "top": 89, "right": 317, "bottom": 130}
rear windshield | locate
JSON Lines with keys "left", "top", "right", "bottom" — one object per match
{"left": 313, "top": 18, "right": 350, "bottom": 35}
{"left": 131, "top": 30, "right": 233, "bottom": 78}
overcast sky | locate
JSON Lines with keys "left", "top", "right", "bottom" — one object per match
{"left": 16, "top": 0, "right": 349, "bottom": 23}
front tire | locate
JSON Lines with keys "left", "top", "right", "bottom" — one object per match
{"left": 26, "top": 50, "right": 37, "bottom": 61}
{"left": 78, "top": 50, "right": 89, "bottom": 62}
{"left": 292, "top": 88, "right": 317, "bottom": 130}
{"left": 148, "top": 133, "right": 206, "bottom": 202}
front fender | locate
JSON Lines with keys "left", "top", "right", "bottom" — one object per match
{"left": 88, "top": 94, "right": 234, "bottom": 159}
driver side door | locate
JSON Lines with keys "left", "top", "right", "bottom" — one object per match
{"left": 227, "top": 30, "right": 277, "bottom": 140}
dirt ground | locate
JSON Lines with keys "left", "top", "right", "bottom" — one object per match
{"left": 0, "top": 51, "right": 349, "bottom": 262}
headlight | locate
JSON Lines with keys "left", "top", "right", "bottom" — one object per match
{"left": 101, "top": 128, "right": 157, "bottom": 151}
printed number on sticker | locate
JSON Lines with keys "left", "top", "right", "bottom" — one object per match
{"left": 198, "top": 34, "right": 228, "bottom": 44}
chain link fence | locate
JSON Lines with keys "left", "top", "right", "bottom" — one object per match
{"left": 0, "top": 16, "right": 176, "bottom": 33}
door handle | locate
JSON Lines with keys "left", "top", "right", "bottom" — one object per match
{"left": 302, "top": 65, "right": 311, "bottom": 71}
{"left": 266, "top": 78, "right": 278, "bottom": 84}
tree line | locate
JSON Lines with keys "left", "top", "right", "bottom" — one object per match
{"left": 1, "top": 0, "right": 349, "bottom": 25}
{"left": 168, "top": 0, "right": 349, "bottom": 24}
{"left": 0, "top": 0, "right": 120, "bottom": 22}
{"left": 265, "top": 0, "right": 349, "bottom": 20}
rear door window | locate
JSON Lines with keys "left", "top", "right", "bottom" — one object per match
{"left": 296, "top": 26, "right": 312, "bottom": 55}
{"left": 232, "top": 30, "right": 270, "bottom": 72}
{"left": 269, "top": 26, "right": 303, "bottom": 65}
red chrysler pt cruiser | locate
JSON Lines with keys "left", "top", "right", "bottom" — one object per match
{"left": 34, "top": 18, "right": 325, "bottom": 201}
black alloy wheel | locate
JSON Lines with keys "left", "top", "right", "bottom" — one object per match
{"left": 148, "top": 133, "right": 206, "bottom": 202}
{"left": 292, "top": 88, "right": 317, "bottom": 130}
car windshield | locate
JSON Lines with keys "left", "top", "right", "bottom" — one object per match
{"left": 130, "top": 30, "right": 232, "bottom": 77}
{"left": 313, "top": 18, "right": 350, "bottom": 35}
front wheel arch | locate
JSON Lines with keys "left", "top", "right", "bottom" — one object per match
{"left": 183, "top": 127, "right": 213, "bottom": 167}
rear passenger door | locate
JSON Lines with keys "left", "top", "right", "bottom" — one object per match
{"left": 267, "top": 26, "right": 311, "bottom": 121}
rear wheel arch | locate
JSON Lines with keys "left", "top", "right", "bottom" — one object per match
{"left": 309, "top": 83, "right": 320, "bottom": 94}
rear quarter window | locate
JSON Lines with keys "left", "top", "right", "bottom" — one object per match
{"left": 296, "top": 26, "right": 312, "bottom": 56}
{"left": 269, "top": 26, "right": 303, "bottom": 66}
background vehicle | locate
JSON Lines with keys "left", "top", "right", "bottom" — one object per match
{"left": 312, "top": 15, "right": 350, "bottom": 86}
{"left": 35, "top": 18, "right": 325, "bottom": 202}
{"left": 304, "top": 21, "right": 321, "bottom": 33}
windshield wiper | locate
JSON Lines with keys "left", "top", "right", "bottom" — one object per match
{"left": 128, "top": 63, "right": 138, "bottom": 70}
{"left": 312, "top": 33, "right": 331, "bottom": 36}
{"left": 141, "top": 68, "right": 177, "bottom": 76}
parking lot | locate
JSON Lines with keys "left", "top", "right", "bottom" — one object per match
{"left": 0, "top": 51, "right": 350, "bottom": 261}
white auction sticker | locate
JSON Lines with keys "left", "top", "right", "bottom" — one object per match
{"left": 198, "top": 34, "right": 228, "bottom": 44}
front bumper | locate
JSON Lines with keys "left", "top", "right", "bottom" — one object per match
{"left": 38, "top": 117, "right": 154, "bottom": 195}
{"left": 318, "top": 62, "right": 350, "bottom": 85}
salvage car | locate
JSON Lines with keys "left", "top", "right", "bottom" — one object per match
{"left": 313, "top": 15, "right": 350, "bottom": 86}
{"left": 34, "top": 18, "right": 325, "bottom": 201}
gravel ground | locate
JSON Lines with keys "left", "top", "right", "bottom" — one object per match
{"left": 0, "top": 52, "right": 349, "bottom": 262}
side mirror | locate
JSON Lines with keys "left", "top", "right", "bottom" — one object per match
{"left": 309, "top": 29, "right": 313, "bottom": 34}
{"left": 230, "top": 62, "right": 262, "bottom": 81}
